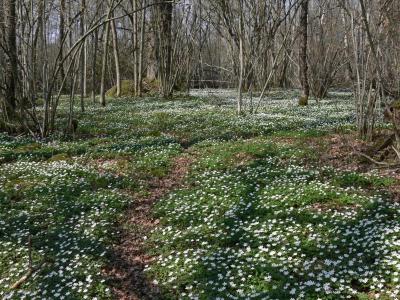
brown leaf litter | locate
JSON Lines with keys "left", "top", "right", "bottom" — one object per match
{"left": 103, "top": 155, "right": 194, "bottom": 300}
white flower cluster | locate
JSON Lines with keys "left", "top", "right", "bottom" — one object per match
{"left": 0, "top": 160, "right": 126, "bottom": 299}
{"left": 147, "top": 157, "right": 400, "bottom": 299}
{"left": 0, "top": 89, "right": 392, "bottom": 299}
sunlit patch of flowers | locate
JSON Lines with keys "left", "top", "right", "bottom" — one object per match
{"left": 146, "top": 156, "right": 400, "bottom": 299}
{"left": 0, "top": 89, "right": 392, "bottom": 299}
{"left": 58, "top": 89, "right": 358, "bottom": 147}
{"left": 1, "top": 90, "right": 356, "bottom": 164}
{"left": 0, "top": 160, "right": 128, "bottom": 299}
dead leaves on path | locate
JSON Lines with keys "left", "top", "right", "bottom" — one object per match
{"left": 103, "top": 155, "right": 194, "bottom": 300}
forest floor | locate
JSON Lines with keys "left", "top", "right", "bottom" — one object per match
{"left": 0, "top": 90, "right": 399, "bottom": 300}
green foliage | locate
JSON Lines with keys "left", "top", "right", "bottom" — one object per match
{"left": 333, "top": 171, "right": 396, "bottom": 189}
{"left": 146, "top": 147, "right": 399, "bottom": 299}
{"left": 105, "top": 79, "right": 161, "bottom": 97}
{"left": 0, "top": 161, "right": 128, "bottom": 299}
{"left": 1, "top": 90, "right": 398, "bottom": 299}
{"left": 106, "top": 80, "right": 136, "bottom": 97}
{"left": 299, "top": 95, "right": 309, "bottom": 106}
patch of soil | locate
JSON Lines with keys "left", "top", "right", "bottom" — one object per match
{"left": 307, "top": 132, "right": 400, "bottom": 200}
{"left": 103, "top": 155, "right": 194, "bottom": 300}
{"left": 311, "top": 133, "right": 400, "bottom": 174}
{"left": 312, "top": 133, "right": 369, "bottom": 172}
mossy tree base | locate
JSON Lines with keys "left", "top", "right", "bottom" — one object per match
{"left": 298, "top": 95, "right": 309, "bottom": 106}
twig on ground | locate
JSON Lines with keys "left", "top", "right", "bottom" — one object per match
{"left": 391, "top": 146, "right": 400, "bottom": 161}
{"left": 10, "top": 261, "right": 46, "bottom": 290}
{"left": 10, "top": 235, "right": 47, "bottom": 290}
{"left": 354, "top": 151, "right": 400, "bottom": 168}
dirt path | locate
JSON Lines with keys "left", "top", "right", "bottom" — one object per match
{"left": 103, "top": 154, "right": 194, "bottom": 300}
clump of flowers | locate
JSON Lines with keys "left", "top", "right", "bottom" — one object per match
{"left": 146, "top": 156, "right": 400, "bottom": 299}
{"left": 0, "top": 160, "right": 128, "bottom": 299}
{"left": 0, "top": 89, "right": 390, "bottom": 299}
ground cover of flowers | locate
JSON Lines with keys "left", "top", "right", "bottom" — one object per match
{"left": 0, "top": 89, "right": 398, "bottom": 299}
{"left": 146, "top": 139, "right": 400, "bottom": 299}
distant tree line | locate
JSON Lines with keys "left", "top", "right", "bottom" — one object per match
{"left": 0, "top": 0, "right": 399, "bottom": 140}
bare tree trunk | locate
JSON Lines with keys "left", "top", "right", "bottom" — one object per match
{"left": 237, "top": 0, "right": 244, "bottom": 115}
{"left": 68, "top": 55, "right": 80, "bottom": 132}
{"left": 138, "top": 0, "right": 146, "bottom": 96}
{"left": 59, "top": 0, "right": 66, "bottom": 89}
{"left": 132, "top": 0, "right": 138, "bottom": 95}
{"left": 341, "top": 11, "right": 353, "bottom": 82}
{"left": 100, "top": 15, "right": 111, "bottom": 106}
{"left": 0, "top": 0, "right": 4, "bottom": 103}
{"left": 92, "top": 28, "right": 99, "bottom": 103}
{"left": 0, "top": 0, "right": 4, "bottom": 43}
{"left": 30, "top": 1, "right": 44, "bottom": 106}
{"left": 83, "top": 39, "right": 88, "bottom": 98}
{"left": 80, "top": 0, "right": 86, "bottom": 112}
{"left": 147, "top": 3, "right": 158, "bottom": 81}
{"left": 147, "top": 32, "right": 157, "bottom": 81}
{"left": 298, "top": 0, "right": 310, "bottom": 105}
{"left": 110, "top": 14, "right": 121, "bottom": 97}
{"left": 158, "top": 0, "right": 173, "bottom": 98}
{"left": 68, "top": 1, "right": 73, "bottom": 91}
{"left": 355, "top": 0, "right": 382, "bottom": 141}
{"left": 41, "top": 0, "right": 51, "bottom": 136}
{"left": 4, "top": 0, "right": 18, "bottom": 121}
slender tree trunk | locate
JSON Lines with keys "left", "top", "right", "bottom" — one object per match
{"left": 299, "top": 0, "right": 310, "bottom": 105}
{"left": 237, "top": 0, "right": 244, "bottom": 115}
{"left": 138, "top": 0, "right": 146, "bottom": 96}
{"left": 100, "top": 17, "right": 111, "bottom": 106}
{"left": 4, "top": 0, "right": 18, "bottom": 121}
{"left": 68, "top": 55, "right": 80, "bottom": 131}
{"left": 0, "top": 0, "right": 4, "bottom": 43}
{"left": 92, "top": 28, "right": 99, "bottom": 103}
{"left": 147, "top": 4, "right": 158, "bottom": 81}
{"left": 158, "top": 0, "right": 173, "bottom": 98}
{"left": 30, "top": 0, "right": 43, "bottom": 104}
{"left": 42, "top": 0, "right": 50, "bottom": 136}
{"left": 83, "top": 36, "right": 88, "bottom": 97}
{"left": 110, "top": 14, "right": 121, "bottom": 97}
{"left": 68, "top": 1, "right": 73, "bottom": 91}
{"left": 341, "top": 11, "right": 353, "bottom": 82}
{"left": 357, "top": 0, "right": 382, "bottom": 140}
{"left": 147, "top": 31, "right": 157, "bottom": 81}
{"left": 80, "top": 0, "right": 86, "bottom": 112}
{"left": 59, "top": 0, "right": 66, "bottom": 88}
{"left": 132, "top": 0, "right": 138, "bottom": 94}
{"left": 0, "top": 0, "right": 4, "bottom": 103}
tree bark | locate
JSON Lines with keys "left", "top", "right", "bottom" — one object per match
{"left": 147, "top": 3, "right": 158, "bottom": 81}
{"left": 100, "top": 17, "right": 111, "bottom": 106}
{"left": 0, "top": 0, "right": 5, "bottom": 102}
{"left": 299, "top": 0, "right": 310, "bottom": 104}
{"left": 80, "top": 0, "right": 86, "bottom": 112}
{"left": 158, "top": 0, "right": 173, "bottom": 98}
{"left": 59, "top": 0, "right": 66, "bottom": 88}
{"left": 91, "top": 28, "right": 99, "bottom": 103}
{"left": 4, "top": 0, "right": 18, "bottom": 119}
{"left": 237, "top": 0, "right": 244, "bottom": 114}
{"left": 110, "top": 13, "right": 121, "bottom": 97}
{"left": 138, "top": 0, "right": 146, "bottom": 96}
{"left": 132, "top": 0, "right": 138, "bottom": 95}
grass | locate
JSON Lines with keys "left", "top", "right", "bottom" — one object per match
{"left": 0, "top": 89, "right": 398, "bottom": 299}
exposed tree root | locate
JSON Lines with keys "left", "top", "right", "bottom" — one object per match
{"left": 354, "top": 151, "right": 400, "bottom": 169}
{"left": 11, "top": 261, "right": 47, "bottom": 290}
{"left": 11, "top": 235, "right": 47, "bottom": 290}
